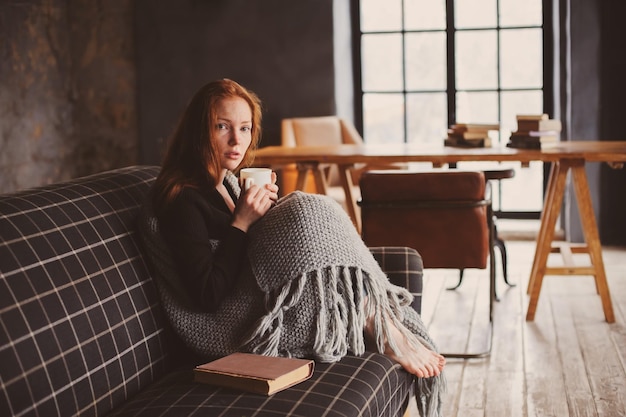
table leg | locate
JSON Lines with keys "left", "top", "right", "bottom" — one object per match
{"left": 527, "top": 162, "right": 559, "bottom": 294}
{"left": 526, "top": 160, "right": 569, "bottom": 321}
{"left": 570, "top": 162, "right": 614, "bottom": 323}
{"left": 526, "top": 158, "right": 615, "bottom": 323}
{"left": 295, "top": 162, "right": 328, "bottom": 195}
{"left": 295, "top": 164, "right": 311, "bottom": 190}
{"left": 311, "top": 166, "right": 329, "bottom": 195}
{"left": 337, "top": 164, "right": 360, "bottom": 233}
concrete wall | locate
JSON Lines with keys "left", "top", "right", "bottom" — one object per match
{"left": 567, "top": 0, "right": 626, "bottom": 244}
{"left": 598, "top": 0, "right": 626, "bottom": 245}
{"left": 134, "top": 0, "right": 338, "bottom": 165}
{"left": 0, "top": 0, "right": 343, "bottom": 192}
{"left": 0, "top": 0, "right": 137, "bottom": 193}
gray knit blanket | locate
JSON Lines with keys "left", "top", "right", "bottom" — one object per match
{"left": 138, "top": 172, "right": 444, "bottom": 417}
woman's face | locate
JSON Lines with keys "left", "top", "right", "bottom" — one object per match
{"left": 213, "top": 96, "right": 253, "bottom": 172}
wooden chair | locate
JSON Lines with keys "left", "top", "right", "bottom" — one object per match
{"left": 359, "top": 170, "right": 496, "bottom": 358}
{"left": 281, "top": 116, "right": 406, "bottom": 208}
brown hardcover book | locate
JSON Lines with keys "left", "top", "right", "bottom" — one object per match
{"left": 447, "top": 129, "right": 490, "bottom": 140}
{"left": 507, "top": 140, "right": 541, "bottom": 149}
{"left": 450, "top": 123, "right": 500, "bottom": 133}
{"left": 507, "top": 132, "right": 559, "bottom": 149}
{"left": 516, "top": 113, "right": 548, "bottom": 121}
{"left": 509, "top": 132, "right": 559, "bottom": 143}
{"left": 193, "top": 352, "right": 315, "bottom": 396}
{"left": 516, "top": 119, "right": 562, "bottom": 132}
{"left": 444, "top": 136, "right": 492, "bottom": 148}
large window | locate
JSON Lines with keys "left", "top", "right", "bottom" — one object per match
{"left": 357, "top": 0, "right": 547, "bottom": 216}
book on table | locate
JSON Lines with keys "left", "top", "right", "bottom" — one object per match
{"left": 507, "top": 132, "right": 559, "bottom": 149}
{"left": 193, "top": 352, "right": 315, "bottom": 395}
{"left": 515, "top": 113, "right": 549, "bottom": 121}
{"left": 445, "top": 135, "right": 492, "bottom": 148}
{"left": 516, "top": 119, "right": 562, "bottom": 132}
{"left": 509, "top": 130, "right": 560, "bottom": 141}
{"left": 449, "top": 123, "right": 500, "bottom": 133}
{"left": 445, "top": 122, "right": 498, "bottom": 148}
{"left": 446, "top": 129, "right": 492, "bottom": 140}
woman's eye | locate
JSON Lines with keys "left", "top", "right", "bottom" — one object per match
{"left": 241, "top": 126, "right": 251, "bottom": 133}
{"left": 216, "top": 123, "right": 229, "bottom": 131}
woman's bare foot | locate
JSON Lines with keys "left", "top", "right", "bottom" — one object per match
{"left": 365, "top": 315, "right": 445, "bottom": 378}
{"left": 383, "top": 321, "right": 445, "bottom": 378}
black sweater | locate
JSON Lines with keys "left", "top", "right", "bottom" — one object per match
{"left": 158, "top": 185, "right": 248, "bottom": 312}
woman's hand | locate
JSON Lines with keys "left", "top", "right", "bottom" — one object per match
{"left": 231, "top": 171, "right": 279, "bottom": 232}
{"left": 265, "top": 171, "right": 279, "bottom": 203}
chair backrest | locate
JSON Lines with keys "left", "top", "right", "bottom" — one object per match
{"left": 281, "top": 116, "right": 364, "bottom": 188}
{"left": 281, "top": 116, "right": 364, "bottom": 148}
{"left": 359, "top": 170, "right": 491, "bottom": 270}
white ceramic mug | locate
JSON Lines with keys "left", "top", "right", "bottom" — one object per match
{"left": 240, "top": 168, "right": 272, "bottom": 190}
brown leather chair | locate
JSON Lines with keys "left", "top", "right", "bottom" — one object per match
{"left": 359, "top": 170, "right": 496, "bottom": 358}
{"left": 451, "top": 168, "right": 516, "bottom": 292}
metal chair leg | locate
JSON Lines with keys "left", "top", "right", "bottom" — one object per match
{"left": 493, "top": 219, "right": 515, "bottom": 288}
{"left": 494, "top": 236, "right": 515, "bottom": 288}
{"left": 447, "top": 269, "right": 465, "bottom": 291}
{"left": 441, "top": 206, "right": 497, "bottom": 359}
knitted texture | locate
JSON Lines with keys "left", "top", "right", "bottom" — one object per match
{"left": 138, "top": 173, "right": 444, "bottom": 417}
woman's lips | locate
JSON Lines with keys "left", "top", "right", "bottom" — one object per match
{"left": 225, "top": 152, "right": 241, "bottom": 160}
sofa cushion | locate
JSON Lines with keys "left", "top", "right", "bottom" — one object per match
{"left": 106, "top": 352, "right": 412, "bottom": 417}
{"left": 0, "top": 166, "right": 169, "bottom": 417}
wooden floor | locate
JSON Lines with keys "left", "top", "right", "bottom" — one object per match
{"left": 407, "top": 232, "right": 626, "bottom": 417}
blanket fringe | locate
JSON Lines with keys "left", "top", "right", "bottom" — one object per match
{"left": 244, "top": 266, "right": 374, "bottom": 362}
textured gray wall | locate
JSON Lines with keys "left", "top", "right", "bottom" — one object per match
{"left": 134, "top": 0, "right": 338, "bottom": 165}
{"left": 598, "top": 1, "right": 626, "bottom": 245}
{"left": 0, "top": 1, "right": 137, "bottom": 194}
{"left": 566, "top": 0, "right": 626, "bottom": 244}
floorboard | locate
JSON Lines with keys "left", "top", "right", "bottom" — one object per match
{"left": 408, "top": 238, "right": 626, "bottom": 417}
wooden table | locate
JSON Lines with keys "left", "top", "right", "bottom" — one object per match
{"left": 253, "top": 141, "right": 626, "bottom": 322}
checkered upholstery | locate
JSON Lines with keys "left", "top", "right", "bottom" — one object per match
{"left": 0, "top": 166, "right": 423, "bottom": 417}
{"left": 107, "top": 352, "right": 413, "bottom": 417}
{"left": 371, "top": 246, "right": 423, "bottom": 314}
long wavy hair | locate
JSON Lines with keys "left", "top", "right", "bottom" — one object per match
{"left": 152, "top": 79, "right": 263, "bottom": 212}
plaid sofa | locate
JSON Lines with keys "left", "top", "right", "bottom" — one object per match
{"left": 0, "top": 166, "right": 423, "bottom": 417}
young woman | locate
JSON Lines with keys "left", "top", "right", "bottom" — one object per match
{"left": 140, "top": 78, "right": 444, "bottom": 413}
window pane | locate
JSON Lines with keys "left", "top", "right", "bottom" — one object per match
{"left": 363, "top": 93, "right": 405, "bottom": 144}
{"left": 406, "top": 33, "right": 447, "bottom": 90}
{"left": 404, "top": 0, "right": 446, "bottom": 30}
{"left": 361, "top": 0, "right": 402, "bottom": 32}
{"left": 456, "top": 161, "right": 543, "bottom": 211}
{"left": 500, "top": 0, "right": 542, "bottom": 27}
{"left": 501, "top": 161, "right": 543, "bottom": 211}
{"left": 456, "top": 30, "right": 497, "bottom": 89}
{"left": 361, "top": 34, "right": 404, "bottom": 91}
{"left": 456, "top": 91, "right": 499, "bottom": 125}
{"left": 406, "top": 93, "right": 447, "bottom": 144}
{"left": 500, "top": 29, "right": 542, "bottom": 89}
{"left": 455, "top": 0, "right": 496, "bottom": 29}
{"left": 500, "top": 90, "right": 543, "bottom": 133}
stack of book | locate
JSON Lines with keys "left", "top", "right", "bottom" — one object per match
{"left": 444, "top": 123, "right": 499, "bottom": 148}
{"left": 507, "top": 114, "right": 562, "bottom": 149}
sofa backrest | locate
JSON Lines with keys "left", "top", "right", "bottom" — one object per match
{"left": 0, "top": 166, "right": 169, "bottom": 417}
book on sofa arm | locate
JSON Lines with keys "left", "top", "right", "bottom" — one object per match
{"left": 193, "top": 352, "right": 315, "bottom": 395}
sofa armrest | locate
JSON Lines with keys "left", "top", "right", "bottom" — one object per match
{"left": 369, "top": 246, "right": 423, "bottom": 314}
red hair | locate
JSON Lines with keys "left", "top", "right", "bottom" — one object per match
{"left": 152, "top": 79, "right": 263, "bottom": 212}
